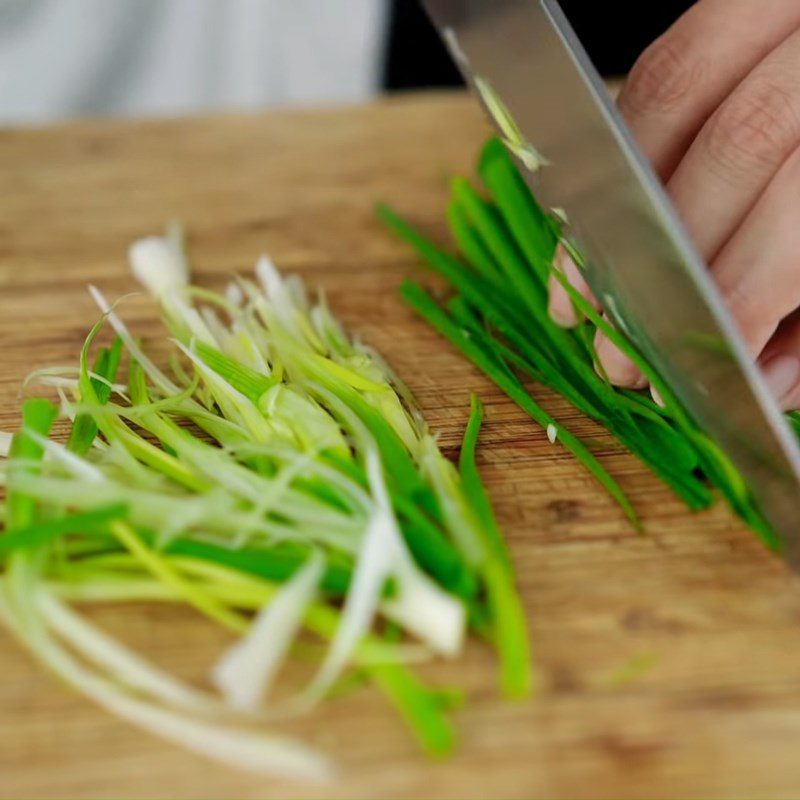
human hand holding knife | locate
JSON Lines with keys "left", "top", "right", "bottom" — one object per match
{"left": 547, "top": 0, "right": 800, "bottom": 412}
{"left": 419, "top": 0, "right": 800, "bottom": 559}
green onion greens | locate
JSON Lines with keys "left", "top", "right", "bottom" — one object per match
{"left": 380, "top": 137, "right": 790, "bottom": 549}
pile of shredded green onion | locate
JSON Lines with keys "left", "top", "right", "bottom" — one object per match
{"left": 381, "top": 138, "right": 796, "bottom": 548}
{"left": 0, "top": 227, "right": 530, "bottom": 780}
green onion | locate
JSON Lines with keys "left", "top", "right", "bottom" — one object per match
{"left": 460, "top": 395, "right": 531, "bottom": 698}
{"left": 0, "top": 227, "right": 530, "bottom": 778}
{"left": 381, "top": 136, "right": 775, "bottom": 539}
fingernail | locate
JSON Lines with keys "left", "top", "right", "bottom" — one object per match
{"left": 547, "top": 261, "right": 578, "bottom": 328}
{"left": 595, "top": 333, "right": 647, "bottom": 389}
{"left": 650, "top": 386, "right": 665, "bottom": 408}
{"left": 548, "top": 297, "right": 578, "bottom": 327}
{"left": 554, "top": 246, "right": 581, "bottom": 280}
{"left": 762, "top": 355, "right": 800, "bottom": 404}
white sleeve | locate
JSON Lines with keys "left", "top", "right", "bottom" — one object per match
{"left": 0, "top": 0, "right": 390, "bottom": 123}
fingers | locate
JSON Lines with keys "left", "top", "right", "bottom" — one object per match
{"left": 558, "top": 0, "right": 800, "bottom": 392}
{"left": 666, "top": 27, "right": 800, "bottom": 262}
{"left": 760, "top": 310, "right": 800, "bottom": 411}
{"left": 547, "top": 245, "right": 598, "bottom": 327}
{"left": 595, "top": 132, "right": 800, "bottom": 391}
{"left": 596, "top": 0, "right": 800, "bottom": 391}
{"left": 547, "top": 247, "right": 647, "bottom": 387}
{"left": 595, "top": 0, "right": 800, "bottom": 389}
{"left": 595, "top": 116, "right": 800, "bottom": 391}
{"left": 618, "top": 0, "right": 800, "bottom": 180}
{"left": 710, "top": 143, "right": 800, "bottom": 361}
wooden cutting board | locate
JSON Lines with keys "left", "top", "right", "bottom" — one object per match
{"left": 2, "top": 91, "right": 800, "bottom": 800}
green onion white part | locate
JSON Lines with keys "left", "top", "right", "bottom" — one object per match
{"left": 0, "top": 228, "right": 530, "bottom": 779}
{"left": 212, "top": 551, "right": 325, "bottom": 712}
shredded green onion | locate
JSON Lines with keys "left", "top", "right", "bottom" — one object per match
{"left": 380, "top": 136, "right": 778, "bottom": 544}
{"left": 0, "top": 228, "right": 530, "bottom": 779}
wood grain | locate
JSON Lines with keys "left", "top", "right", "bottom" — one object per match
{"left": 2, "top": 91, "right": 800, "bottom": 800}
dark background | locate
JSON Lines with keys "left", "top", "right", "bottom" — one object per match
{"left": 384, "top": 0, "right": 696, "bottom": 89}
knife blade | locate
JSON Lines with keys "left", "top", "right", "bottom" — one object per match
{"left": 420, "top": 0, "right": 800, "bottom": 561}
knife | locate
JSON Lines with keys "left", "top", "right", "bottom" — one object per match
{"left": 420, "top": 0, "right": 800, "bottom": 561}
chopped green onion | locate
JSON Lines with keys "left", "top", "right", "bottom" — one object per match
{"left": 381, "top": 136, "right": 776, "bottom": 539}
{"left": 1, "top": 227, "right": 530, "bottom": 779}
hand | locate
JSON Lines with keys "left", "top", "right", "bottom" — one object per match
{"left": 547, "top": 0, "right": 800, "bottom": 410}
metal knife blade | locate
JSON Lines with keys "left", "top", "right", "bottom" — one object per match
{"left": 420, "top": 0, "right": 800, "bottom": 560}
